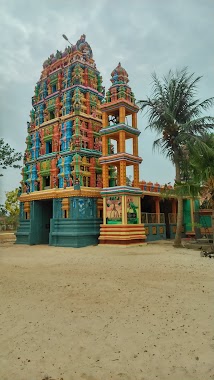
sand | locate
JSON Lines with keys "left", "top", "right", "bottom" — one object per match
{"left": 0, "top": 240, "right": 213, "bottom": 380}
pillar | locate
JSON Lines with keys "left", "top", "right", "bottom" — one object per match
{"left": 90, "top": 168, "right": 96, "bottom": 187}
{"left": 62, "top": 198, "right": 70, "bottom": 218}
{"left": 102, "top": 112, "right": 108, "bottom": 128}
{"left": 132, "top": 112, "right": 137, "bottom": 128}
{"left": 103, "top": 198, "right": 107, "bottom": 224}
{"left": 102, "top": 135, "right": 108, "bottom": 156}
{"left": 117, "top": 166, "right": 120, "bottom": 186}
{"left": 84, "top": 68, "right": 88, "bottom": 87}
{"left": 138, "top": 197, "right": 142, "bottom": 223}
{"left": 102, "top": 164, "right": 109, "bottom": 188}
{"left": 86, "top": 92, "right": 90, "bottom": 114}
{"left": 24, "top": 201, "right": 31, "bottom": 219}
{"left": 122, "top": 195, "right": 127, "bottom": 224}
{"left": 190, "top": 198, "right": 195, "bottom": 233}
{"left": 119, "top": 130, "right": 125, "bottom": 152}
{"left": 120, "top": 161, "right": 126, "bottom": 186}
{"left": 133, "top": 164, "right": 139, "bottom": 187}
{"left": 88, "top": 121, "right": 93, "bottom": 149}
{"left": 119, "top": 106, "right": 125, "bottom": 123}
{"left": 155, "top": 197, "right": 160, "bottom": 223}
{"left": 117, "top": 140, "right": 120, "bottom": 153}
{"left": 133, "top": 135, "right": 138, "bottom": 156}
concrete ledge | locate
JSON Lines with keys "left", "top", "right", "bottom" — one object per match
{"left": 0, "top": 232, "right": 16, "bottom": 242}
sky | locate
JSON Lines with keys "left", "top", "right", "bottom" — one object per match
{"left": 0, "top": 0, "right": 214, "bottom": 203}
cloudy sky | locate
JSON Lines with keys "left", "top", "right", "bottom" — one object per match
{"left": 0, "top": 0, "right": 213, "bottom": 203}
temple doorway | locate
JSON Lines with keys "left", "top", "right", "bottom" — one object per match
{"left": 30, "top": 200, "right": 53, "bottom": 244}
{"left": 160, "top": 199, "right": 172, "bottom": 239}
{"left": 141, "top": 195, "right": 155, "bottom": 213}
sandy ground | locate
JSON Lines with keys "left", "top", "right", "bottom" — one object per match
{"left": 0, "top": 240, "right": 214, "bottom": 380}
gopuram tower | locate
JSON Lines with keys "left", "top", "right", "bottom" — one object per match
{"left": 16, "top": 35, "right": 104, "bottom": 247}
{"left": 98, "top": 63, "right": 146, "bottom": 245}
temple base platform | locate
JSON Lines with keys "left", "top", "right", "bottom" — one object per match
{"left": 49, "top": 218, "right": 101, "bottom": 247}
{"left": 99, "top": 224, "right": 146, "bottom": 245}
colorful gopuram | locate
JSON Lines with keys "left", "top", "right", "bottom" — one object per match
{"left": 16, "top": 35, "right": 199, "bottom": 247}
{"left": 16, "top": 35, "right": 105, "bottom": 247}
{"left": 98, "top": 63, "right": 146, "bottom": 244}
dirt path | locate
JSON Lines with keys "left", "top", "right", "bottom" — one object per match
{"left": 0, "top": 242, "right": 213, "bottom": 380}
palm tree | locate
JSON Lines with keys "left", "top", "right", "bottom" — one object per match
{"left": 138, "top": 68, "right": 214, "bottom": 247}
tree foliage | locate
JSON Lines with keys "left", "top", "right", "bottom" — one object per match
{"left": 0, "top": 188, "right": 20, "bottom": 229}
{"left": 189, "top": 133, "right": 214, "bottom": 196}
{"left": 5, "top": 188, "right": 20, "bottom": 217}
{"left": 138, "top": 68, "right": 214, "bottom": 247}
{"left": 0, "top": 138, "right": 22, "bottom": 176}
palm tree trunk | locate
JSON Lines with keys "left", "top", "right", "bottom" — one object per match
{"left": 174, "top": 161, "right": 183, "bottom": 247}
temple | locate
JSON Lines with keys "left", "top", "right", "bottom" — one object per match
{"left": 16, "top": 35, "right": 203, "bottom": 247}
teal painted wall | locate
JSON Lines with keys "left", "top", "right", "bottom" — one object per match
{"left": 53, "top": 198, "right": 62, "bottom": 218}
{"left": 194, "top": 199, "right": 200, "bottom": 211}
{"left": 16, "top": 197, "right": 101, "bottom": 247}
{"left": 69, "top": 197, "right": 97, "bottom": 219}
{"left": 16, "top": 202, "right": 31, "bottom": 244}
{"left": 199, "top": 214, "right": 212, "bottom": 228}
{"left": 50, "top": 197, "right": 101, "bottom": 247}
{"left": 183, "top": 199, "right": 192, "bottom": 233}
{"left": 50, "top": 219, "right": 101, "bottom": 247}
{"left": 145, "top": 224, "right": 166, "bottom": 241}
{"left": 169, "top": 224, "right": 185, "bottom": 239}
{"left": 29, "top": 200, "right": 53, "bottom": 244}
{"left": 16, "top": 220, "right": 31, "bottom": 244}
{"left": 17, "top": 200, "right": 53, "bottom": 245}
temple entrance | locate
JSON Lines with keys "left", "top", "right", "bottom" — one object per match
{"left": 30, "top": 200, "right": 53, "bottom": 244}
{"left": 141, "top": 195, "right": 155, "bottom": 213}
{"left": 160, "top": 199, "right": 172, "bottom": 239}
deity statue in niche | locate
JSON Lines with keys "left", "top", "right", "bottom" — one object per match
{"left": 25, "top": 182, "right": 30, "bottom": 194}
{"left": 127, "top": 197, "right": 139, "bottom": 224}
{"left": 106, "top": 196, "right": 122, "bottom": 221}
{"left": 44, "top": 106, "right": 49, "bottom": 122}
{"left": 47, "top": 79, "right": 52, "bottom": 95}
{"left": 96, "top": 174, "right": 102, "bottom": 187}
{"left": 34, "top": 180, "right": 39, "bottom": 191}
{"left": 72, "top": 65, "right": 84, "bottom": 85}
{"left": 94, "top": 137, "right": 100, "bottom": 150}
{"left": 73, "top": 136, "right": 82, "bottom": 151}
{"left": 72, "top": 88, "right": 84, "bottom": 112}
{"left": 63, "top": 177, "right": 67, "bottom": 189}
{"left": 57, "top": 71, "right": 63, "bottom": 91}
{"left": 53, "top": 138, "right": 59, "bottom": 151}
{"left": 23, "top": 152, "right": 27, "bottom": 163}
{"left": 55, "top": 97, "right": 62, "bottom": 117}
{"left": 91, "top": 106, "right": 97, "bottom": 118}
{"left": 34, "top": 84, "right": 39, "bottom": 100}
{"left": 30, "top": 109, "right": 35, "bottom": 124}
{"left": 53, "top": 175, "right": 58, "bottom": 188}
{"left": 118, "top": 86, "right": 126, "bottom": 99}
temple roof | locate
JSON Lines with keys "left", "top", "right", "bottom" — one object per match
{"left": 42, "top": 34, "right": 93, "bottom": 69}
{"left": 110, "top": 62, "right": 129, "bottom": 85}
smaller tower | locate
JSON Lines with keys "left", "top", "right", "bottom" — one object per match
{"left": 99, "top": 63, "right": 146, "bottom": 245}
